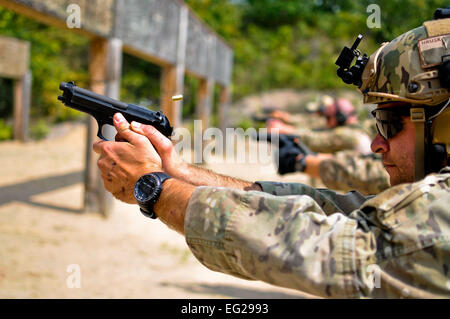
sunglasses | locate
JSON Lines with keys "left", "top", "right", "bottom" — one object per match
{"left": 371, "top": 107, "right": 411, "bottom": 140}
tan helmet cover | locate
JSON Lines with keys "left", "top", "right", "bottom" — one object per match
{"left": 360, "top": 18, "right": 450, "bottom": 106}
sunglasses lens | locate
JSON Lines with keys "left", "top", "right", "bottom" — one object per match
{"left": 371, "top": 109, "right": 406, "bottom": 139}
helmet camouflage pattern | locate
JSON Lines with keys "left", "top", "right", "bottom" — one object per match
{"left": 360, "top": 18, "right": 450, "bottom": 106}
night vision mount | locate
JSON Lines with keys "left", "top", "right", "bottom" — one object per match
{"left": 335, "top": 34, "right": 369, "bottom": 88}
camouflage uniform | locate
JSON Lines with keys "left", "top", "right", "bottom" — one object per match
{"left": 184, "top": 19, "right": 450, "bottom": 299}
{"left": 295, "top": 124, "right": 373, "bottom": 155}
{"left": 318, "top": 151, "right": 390, "bottom": 195}
{"left": 185, "top": 167, "right": 450, "bottom": 298}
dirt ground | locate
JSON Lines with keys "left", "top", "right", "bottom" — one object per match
{"left": 0, "top": 121, "right": 321, "bottom": 299}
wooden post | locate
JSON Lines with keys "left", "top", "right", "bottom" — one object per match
{"left": 218, "top": 85, "right": 231, "bottom": 134}
{"left": 1, "top": 35, "right": 30, "bottom": 142}
{"left": 84, "top": 37, "right": 122, "bottom": 217}
{"left": 160, "top": 5, "right": 188, "bottom": 129}
{"left": 196, "top": 78, "right": 215, "bottom": 129}
{"left": 194, "top": 78, "right": 215, "bottom": 163}
{"left": 194, "top": 33, "right": 217, "bottom": 162}
{"left": 13, "top": 70, "right": 31, "bottom": 142}
{"left": 161, "top": 65, "right": 178, "bottom": 127}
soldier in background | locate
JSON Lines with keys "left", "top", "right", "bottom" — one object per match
{"left": 264, "top": 98, "right": 390, "bottom": 195}
{"left": 317, "top": 151, "right": 390, "bottom": 195}
{"left": 93, "top": 16, "right": 450, "bottom": 298}
{"left": 266, "top": 96, "right": 373, "bottom": 155}
{"left": 278, "top": 143, "right": 390, "bottom": 195}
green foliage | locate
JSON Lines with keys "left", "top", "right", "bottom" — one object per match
{"left": 29, "top": 118, "right": 50, "bottom": 140}
{"left": 0, "top": 78, "right": 13, "bottom": 118}
{"left": 360, "top": 0, "right": 448, "bottom": 43}
{"left": 236, "top": 117, "right": 259, "bottom": 131}
{"left": 121, "top": 53, "right": 161, "bottom": 109}
{"left": 0, "top": 119, "right": 13, "bottom": 140}
{"left": 186, "top": 0, "right": 449, "bottom": 101}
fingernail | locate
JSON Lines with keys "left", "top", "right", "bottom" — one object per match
{"left": 114, "top": 113, "right": 125, "bottom": 124}
{"left": 131, "top": 121, "right": 141, "bottom": 129}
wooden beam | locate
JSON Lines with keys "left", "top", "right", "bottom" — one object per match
{"left": 0, "top": 0, "right": 99, "bottom": 39}
{"left": 218, "top": 85, "right": 231, "bottom": 134}
{"left": 0, "top": 35, "right": 29, "bottom": 79}
{"left": 84, "top": 37, "right": 122, "bottom": 217}
{"left": 13, "top": 70, "right": 31, "bottom": 141}
{"left": 161, "top": 65, "right": 179, "bottom": 128}
{"left": 194, "top": 78, "right": 214, "bottom": 163}
{"left": 0, "top": 0, "right": 233, "bottom": 85}
{"left": 160, "top": 5, "right": 188, "bottom": 129}
{"left": 196, "top": 78, "right": 215, "bottom": 129}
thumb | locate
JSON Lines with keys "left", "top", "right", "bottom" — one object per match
{"left": 113, "top": 113, "right": 145, "bottom": 145}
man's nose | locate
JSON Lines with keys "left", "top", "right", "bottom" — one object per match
{"left": 371, "top": 133, "right": 389, "bottom": 154}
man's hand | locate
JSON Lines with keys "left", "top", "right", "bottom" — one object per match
{"left": 266, "top": 118, "right": 298, "bottom": 135}
{"left": 269, "top": 110, "right": 292, "bottom": 124}
{"left": 93, "top": 113, "right": 162, "bottom": 204}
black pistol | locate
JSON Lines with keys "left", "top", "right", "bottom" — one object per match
{"left": 58, "top": 81, "right": 173, "bottom": 140}
{"left": 252, "top": 132, "right": 315, "bottom": 175}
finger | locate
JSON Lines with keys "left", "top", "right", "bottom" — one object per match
{"left": 130, "top": 121, "right": 172, "bottom": 155}
{"left": 115, "top": 133, "right": 127, "bottom": 142}
{"left": 113, "top": 113, "right": 146, "bottom": 146}
{"left": 93, "top": 140, "right": 107, "bottom": 154}
{"left": 97, "top": 156, "right": 116, "bottom": 174}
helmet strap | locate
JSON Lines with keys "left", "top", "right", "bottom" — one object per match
{"left": 410, "top": 108, "right": 426, "bottom": 181}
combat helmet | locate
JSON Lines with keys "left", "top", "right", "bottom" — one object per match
{"left": 335, "top": 8, "right": 450, "bottom": 180}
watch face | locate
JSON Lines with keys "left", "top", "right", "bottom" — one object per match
{"left": 134, "top": 174, "right": 159, "bottom": 203}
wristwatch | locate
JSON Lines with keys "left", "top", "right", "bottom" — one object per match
{"left": 134, "top": 172, "right": 172, "bottom": 219}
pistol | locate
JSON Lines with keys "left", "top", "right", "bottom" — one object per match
{"left": 58, "top": 81, "right": 173, "bottom": 140}
{"left": 253, "top": 132, "right": 313, "bottom": 155}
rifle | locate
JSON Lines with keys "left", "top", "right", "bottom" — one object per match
{"left": 58, "top": 81, "right": 173, "bottom": 140}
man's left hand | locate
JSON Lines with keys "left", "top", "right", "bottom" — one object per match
{"left": 93, "top": 113, "right": 162, "bottom": 204}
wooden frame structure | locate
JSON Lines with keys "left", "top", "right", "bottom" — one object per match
{"left": 0, "top": 35, "right": 31, "bottom": 141}
{"left": 0, "top": 0, "right": 233, "bottom": 216}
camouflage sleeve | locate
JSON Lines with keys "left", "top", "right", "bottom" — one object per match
{"left": 184, "top": 186, "right": 370, "bottom": 298}
{"left": 255, "top": 181, "right": 368, "bottom": 216}
{"left": 185, "top": 169, "right": 450, "bottom": 298}
{"left": 295, "top": 127, "right": 359, "bottom": 153}
{"left": 351, "top": 169, "right": 450, "bottom": 298}
{"left": 319, "top": 151, "right": 391, "bottom": 195}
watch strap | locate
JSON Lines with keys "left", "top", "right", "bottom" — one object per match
{"left": 153, "top": 172, "right": 171, "bottom": 184}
